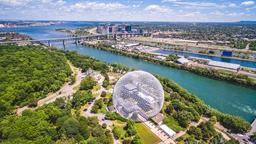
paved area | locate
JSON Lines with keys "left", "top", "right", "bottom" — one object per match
{"left": 215, "top": 121, "right": 253, "bottom": 144}
{"left": 144, "top": 121, "right": 176, "bottom": 144}
{"left": 16, "top": 62, "right": 85, "bottom": 115}
{"left": 248, "top": 118, "right": 256, "bottom": 135}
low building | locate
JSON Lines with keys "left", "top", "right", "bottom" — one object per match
{"left": 177, "top": 57, "right": 190, "bottom": 64}
{"left": 160, "top": 124, "right": 176, "bottom": 138}
{"left": 125, "top": 43, "right": 140, "bottom": 47}
{"left": 151, "top": 113, "right": 165, "bottom": 125}
{"left": 107, "top": 105, "right": 116, "bottom": 112}
{"left": 155, "top": 55, "right": 166, "bottom": 60}
{"left": 208, "top": 60, "right": 240, "bottom": 70}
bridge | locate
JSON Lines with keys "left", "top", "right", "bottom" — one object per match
{"left": 0, "top": 33, "right": 151, "bottom": 49}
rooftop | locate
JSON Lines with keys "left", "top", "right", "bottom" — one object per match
{"left": 160, "top": 124, "right": 176, "bottom": 137}
{"left": 208, "top": 60, "right": 240, "bottom": 70}
{"left": 151, "top": 113, "right": 165, "bottom": 125}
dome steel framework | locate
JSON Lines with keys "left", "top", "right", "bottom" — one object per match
{"left": 113, "top": 71, "right": 164, "bottom": 122}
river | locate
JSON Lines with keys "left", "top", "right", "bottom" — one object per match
{"left": 1, "top": 22, "right": 256, "bottom": 122}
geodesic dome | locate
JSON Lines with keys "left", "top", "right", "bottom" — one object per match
{"left": 113, "top": 71, "right": 164, "bottom": 122}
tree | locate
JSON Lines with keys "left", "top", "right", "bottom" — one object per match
{"left": 0, "top": 45, "right": 71, "bottom": 118}
{"left": 198, "top": 121, "right": 216, "bottom": 141}
{"left": 101, "top": 91, "right": 107, "bottom": 97}
{"left": 102, "top": 123, "right": 107, "bottom": 129}
{"left": 250, "top": 133, "right": 256, "bottom": 143}
{"left": 80, "top": 77, "right": 96, "bottom": 91}
{"left": 124, "top": 121, "right": 137, "bottom": 136}
{"left": 165, "top": 103, "right": 174, "bottom": 115}
{"left": 209, "top": 116, "right": 217, "bottom": 125}
{"left": 112, "top": 126, "right": 125, "bottom": 139}
{"left": 71, "top": 90, "right": 92, "bottom": 108}
{"left": 62, "top": 117, "right": 80, "bottom": 137}
{"left": 188, "top": 126, "right": 203, "bottom": 140}
{"left": 175, "top": 110, "right": 194, "bottom": 128}
{"left": 131, "top": 135, "right": 142, "bottom": 144}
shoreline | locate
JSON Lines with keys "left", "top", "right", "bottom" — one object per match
{"left": 154, "top": 47, "right": 256, "bottom": 64}
{"left": 134, "top": 39, "right": 256, "bottom": 63}
{"left": 80, "top": 42, "right": 256, "bottom": 89}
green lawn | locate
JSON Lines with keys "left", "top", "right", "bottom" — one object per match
{"left": 135, "top": 123, "right": 161, "bottom": 144}
{"left": 164, "top": 116, "right": 185, "bottom": 132}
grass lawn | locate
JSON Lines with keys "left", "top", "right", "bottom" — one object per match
{"left": 112, "top": 120, "right": 126, "bottom": 127}
{"left": 92, "top": 84, "right": 101, "bottom": 91}
{"left": 135, "top": 123, "right": 161, "bottom": 144}
{"left": 106, "top": 92, "right": 112, "bottom": 98}
{"left": 164, "top": 116, "right": 185, "bottom": 132}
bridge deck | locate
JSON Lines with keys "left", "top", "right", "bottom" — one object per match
{"left": 0, "top": 33, "right": 150, "bottom": 45}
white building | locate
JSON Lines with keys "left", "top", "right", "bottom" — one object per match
{"left": 177, "top": 57, "right": 190, "bottom": 64}
{"left": 160, "top": 124, "right": 176, "bottom": 138}
{"left": 208, "top": 61, "right": 240, "bottom": 70}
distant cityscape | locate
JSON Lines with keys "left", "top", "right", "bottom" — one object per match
{"left": 96, "top": 24, "right": 145, "bottom": 34}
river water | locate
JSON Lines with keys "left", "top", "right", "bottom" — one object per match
{"left": 1, "top": 22, "right": 256, "bottom": 122}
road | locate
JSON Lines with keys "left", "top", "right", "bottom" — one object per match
{"left": 16, "top": 62, "right": 85, "bottom": 115}
{"left": 215, "top": 122, "right": 253, "bottom": 144}
{"left": 82, "top": 73, "right": 120, "bottom": 144}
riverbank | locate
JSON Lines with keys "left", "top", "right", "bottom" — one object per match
{"left": 131, "top": 38, "right": 256, "bottom": 63}
{"left": 81, "top": 42, "right": 256, "bottom": 89}
{"left": 64, "top": 50, "right": 251, "bottom": 135}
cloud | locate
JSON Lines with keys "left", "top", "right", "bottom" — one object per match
{"left": 162, "top": 0, "right": 219, "bottom": 8}
{"left": 0, "top": 0, "right": 32, "bottom": 6}
{"left": 144, "top": 5, "right": 171, "bottom": 13}
{"left": 228, "top": 3, "right": 238, "bottom": 8}
{"left": 69, "top": 2, "right": 127, "bottom": 11}
{"left": 241, "top": 1, "right": 255, "bottom": 6}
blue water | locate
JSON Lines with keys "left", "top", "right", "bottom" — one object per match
{"left": 1, "top": 22, "right": 256, "bottom": 122}
{"left": 58, "top": 43, "right": 256, "bottom": 122}
{"left": 155, "top": 50, "right": 256, "bottom": 68}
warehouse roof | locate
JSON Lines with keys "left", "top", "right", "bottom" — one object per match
{"left": 160, "top": 124, "right": 176, "bottom": 137}
{"left": 177, "top": 57, "right": 190, "bottom": 64}
{"left": 208, "top": 60, "right": 240, "bottom": 70}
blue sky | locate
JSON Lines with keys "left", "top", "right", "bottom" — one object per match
{"left": 0, "top": 0, "right": 255, "bottom": 22}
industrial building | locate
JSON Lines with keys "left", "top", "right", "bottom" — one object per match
{"left": 208, "top": 60, "right": 240, "bottom": 70}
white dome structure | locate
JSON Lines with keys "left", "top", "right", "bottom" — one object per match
{"left": 113, "top": 71, "right": 164, "bottom": 122}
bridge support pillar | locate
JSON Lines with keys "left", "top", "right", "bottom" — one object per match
{"left": 48, "top": 41, "right": 51, "bottom": 47}
{"left": 62, "top": 40, "right": 66, "bottom": 50}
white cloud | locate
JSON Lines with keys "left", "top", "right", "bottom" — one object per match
{"left": 228, "top": 3, "right": 238, "bottom": 8}
{"left": 69, "top": 2, "right": 127, "bottom": 11}
{"left": 144, "top": 5, "right": 171, "bottom": 13}
{"left": 162, "top": 0, "right": 219, "bottom": 8}
{"left": 241, "top": 1, "right": 255, "bottom": 6}
{"left": 0, "top": 0, "right": 32, "bottom": 6}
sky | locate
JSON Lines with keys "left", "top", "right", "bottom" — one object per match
{"left": 0, "top": 0, "right": 256, "bottom": 22}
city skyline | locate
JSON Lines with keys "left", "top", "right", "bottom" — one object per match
{"left": 0, "top": 0, "right": 256, "bottom": 22}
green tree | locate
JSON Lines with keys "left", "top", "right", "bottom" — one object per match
{"left": 71, "top": 90, "right": 92, "bottom": 108}
{"left": 80, "top": 77, "right": 96, "bottom": 91}
{"left": 175, "top": 110, "right": 194, "bottom": 128}
{"left": 188, "top": 126, "right": 203, "bottom": 140}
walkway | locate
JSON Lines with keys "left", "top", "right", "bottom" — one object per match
{"left": 144, "top": 121, "right": 176, "bottom": 144}
{"left": 16, "top": 62, "right": 85, "bottom": 115}
{"left": 82, "top": 73, "right": 120, "bottom": 144}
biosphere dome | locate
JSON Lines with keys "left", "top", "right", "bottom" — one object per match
{"left": 113, "top": 71, "right": 164, "bottom": 122}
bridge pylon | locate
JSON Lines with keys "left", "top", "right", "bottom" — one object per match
{"left": 62, "top": 40, "right": 66, "bottom": 50}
